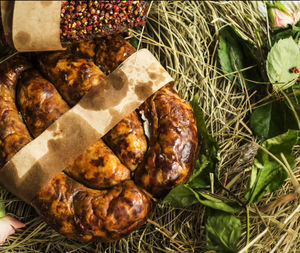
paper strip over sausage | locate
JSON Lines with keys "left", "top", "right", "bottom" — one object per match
{"left": 0, "top": 49, "right": 174, "bottom": 203}
{"left": 12, "top": 1, "right": 64, "bottom": 51}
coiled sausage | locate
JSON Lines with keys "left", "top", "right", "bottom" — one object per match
{"left": 1, "top": 35, "right": 198, "bottom": 242}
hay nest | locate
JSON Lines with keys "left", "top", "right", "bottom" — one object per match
{"left": 1, "top": 1, "right": 299, "bottom": 252}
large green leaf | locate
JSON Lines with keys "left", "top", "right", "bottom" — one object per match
{"left": 266, "top": 38, "right": 300, "bottom": 91}
{"left": 272, "top": 23, "right": 300, "bottom": 44}
{"left": 206, "top": 208, "right": 242, "bottom": 253}
{"left": 161, "top": 185, "right": 199, "bottom": 208}
{"left": 162, "top": 185, "right": 240, "bottom": 213}
{"left": 188, "top": 96, "right": 220, "bottom": 188}
{"left": 250, "top": 96, "right": 299, "bottom": 140}
{"left": 218, "top": 26, "right": 260, "bottom": 89}
{"left": 245, "top": 129, "right": 299, "bottom": 203}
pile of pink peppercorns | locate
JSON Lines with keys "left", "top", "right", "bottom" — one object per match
{"left": 60, "top": 0, "right": 147, "bottom": 42}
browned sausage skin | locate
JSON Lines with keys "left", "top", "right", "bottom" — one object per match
{"left": 4, "top": 54, "right": 152, "bottom": 242}
{"left": 71, "top": 40, "right": 96, "bottom": 59}
{"left": 135, "top": 84, "right": 198, "bottom": 197}
{"left": 37, "top": 52, "right": 106, "bottom": 106}
{"left": 0, "top": 56, "right": 31, "bottom": 166}
{"left": 1, "top": 33, "right": 198, "bottom": 242}
{"left": 17, "top": 68, "right": 132, "bottom": 190}
{"left": 33, "top": 175, "right": 152, "bottom": 242}
{"left": 94, "top": 34, "right": 136, "bottom": 74}
{"left": 17, "top": 69, "right": 69, "bottom": 137}
{"left": 64, "top": 139, "right": 131, "bottom": 189}
{"left": 0, "top": 57, "right": 147, "bottom": 242}
{"left": 0, "top": 55, "right": 31, "bottom": 96}
{"left": 92, "top": 35, "right": 198, "bottom": 197}
{"left": 39, "top": 42, "right": 148, "bottom": 172}
{"left": 71, "top": 34, "right": 136, "bottom": 74}
{"left": 103, "top": 111, "right": 147, "bottom": 171}
{"left": 92, "top": 34, "right": 148, "bottom": 171}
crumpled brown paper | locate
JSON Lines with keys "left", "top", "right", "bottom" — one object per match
{"left": 0, "top": 49, "right": 174, "bottom": 203}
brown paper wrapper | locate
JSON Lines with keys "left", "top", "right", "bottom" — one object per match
{"left": 13, "top": 1, "right": 64, "bottom": 51}
{"left": 1, "top": 1, "right": 64, "bottom": 51}
{"left": 0, "top": 49, "right": 174, "bottom": 203}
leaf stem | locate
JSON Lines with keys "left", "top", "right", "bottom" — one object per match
{"left": 246, "top": 205, "right": 250, "bottom": 253}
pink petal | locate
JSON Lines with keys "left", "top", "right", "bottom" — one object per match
{"left": 0, "top": 218, "right": 16, "bottom": 245}
{"left": 273, "top": 8, "right": 295, "bottom": 27}
{"left": 7, "top": 216, "right": 25, "bottom": 229}
{"left": 0, "top": 216, "right": 25, "bottom": 245}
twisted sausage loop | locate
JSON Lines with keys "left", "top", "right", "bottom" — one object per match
{"left": 0, "top": 35, "right": 198, "bottom": 242}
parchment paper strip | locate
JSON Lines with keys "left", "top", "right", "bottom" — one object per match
{"left": 0, "top": 49, "right": 173, "bottom": 203}
{"left": 12, "top": 1, "right": 64, "bottom": 52}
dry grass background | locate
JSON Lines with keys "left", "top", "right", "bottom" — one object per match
{"left": 0, "top": 1, "right": 299, "bottom": 252}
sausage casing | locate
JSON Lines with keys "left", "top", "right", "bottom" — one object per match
{"left": 93, "top": 35, "right": 198, "bottom": 197}
{"left": 0, "top": 34, "right": 199, "bottom": 242}
{"left": 32, "top": 175, "right": 152, "bottom": 242}
{"left": 42, "top": 40, "right": 148, "bottom": 172}
{"left": 37, "top": 52, "right": 106, "bottom": 106}
{"left": 17, "top": 69, "right": 70, "bottom": 137}
{"left": 71, "top": 34, "right": 136, "bottom": 75}
{"left": 64, "top": 139, "right": 131, "bottom": 189}
{"left": 103, "top": 112, "right": 147, "bottom": 171}
{"left": 92, "top": 35, "right": 147, "bottom": 171}
{"left": 0, "top": 55, "right": 153, "bottom": 242}
{"left": 18, "top": 68, "right": 132, "bottom": 189}
{"left": 94, "top": 34, "right": 137, "bottom": 74}
{"left": 0, "top": 56, "right": 31, "bottom": 166}
{"left": 0, "top": 55, "right": 31, "bottom": 96}
{"left": 135, "top": 85, "right": 198, "bottom": 197}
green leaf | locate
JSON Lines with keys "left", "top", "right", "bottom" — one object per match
{"left": 272, "top": 24, "right": 300, "bottom": 44}
{"left": 129, "top": 37, "right": 139, "bottom": 50}
{"left": 250, "top": 97, "right": 299, "bottom": 140}
{"left": 206, "top": 208, "right": 242, "bottom": 253}
{"left": 266, "top": 38, "right": 300, "bottom": 91}
{"left": 218, "top": 26, "right": 260, "bottom": 90}
{"left": 0, "top": 202, "right": 6, "bottom": 218}
{"left": 162, "top": 185, "right": 199, "bottom": 208}
{"left": 163, "top": 185, "right": 240, "bottom": 213}
{"left": 189, "top": 188, "right": 241, "bottom": 213}
{"left": 245, "top": 129, "right": 299, "bottom": 203}
{"left": 188, "top": 96, "right": 220, "bottom": 188}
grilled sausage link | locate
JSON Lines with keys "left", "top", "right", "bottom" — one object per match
{"left": 37, "top": 52, "right": 106, "bottom": 106}
{"left": 0, "top": 55, "right": 152, "bottom": 242}
{"left": 94, "top": 34, "right": 136, "bottom": 74}
{"left": 41, "top": 38, "right": 148, "bottom": 171}
{"left": 0, "top": 56, "right": 31, "bottom": 166}
{"left": 64, "top": 139, "right": 131, "bottom": 188}
{"left": 17, "top": 69, "right": 131, "bottom": 189}
{"left": 17, "top": 69, "right": 69, "bottom": 137}
{"left": 93, "top": 35, "right": 198, "bottom": 197}
{"left": 103, "top": 112, "right": 147, "bottom": 171}
{"left": 32, "top": 175, "right": 152, "bottom": 242}
{"left": 93, "top": 35, "right": 147, "bottom": 171}
{"left": 71, "top": 34, "right": 136, "bottom": 74}
{"left": 135, "top": 85, "right": 198, "bottom": 197}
